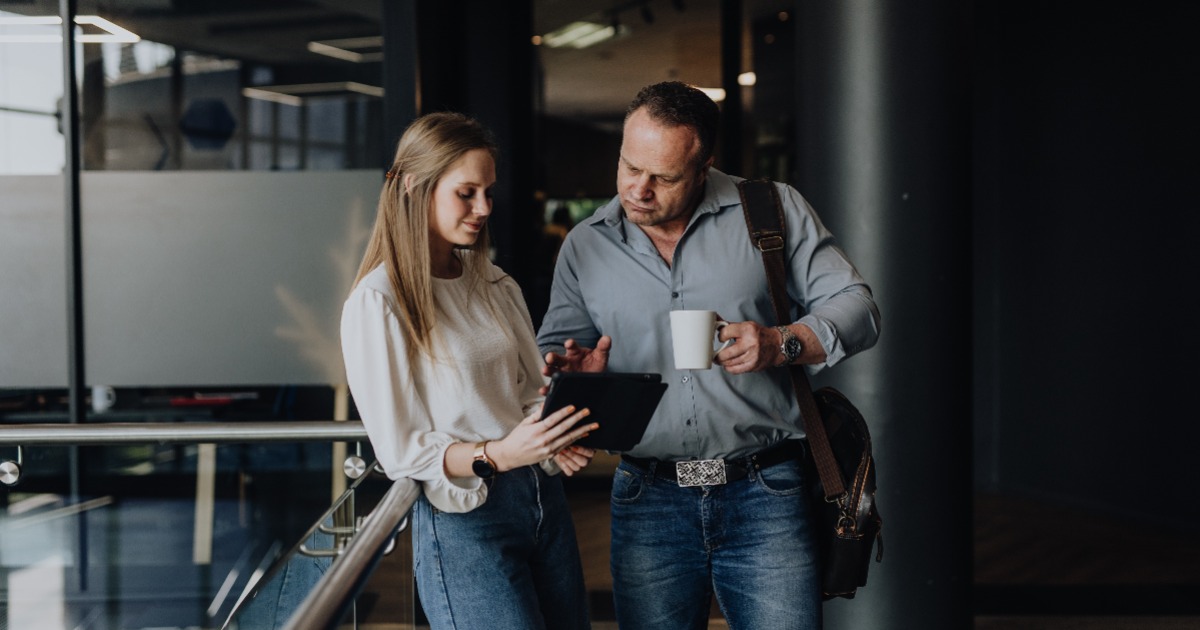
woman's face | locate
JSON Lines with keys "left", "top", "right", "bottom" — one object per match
{"left": 428, "top": 148, "right": 496, "bottom": 255}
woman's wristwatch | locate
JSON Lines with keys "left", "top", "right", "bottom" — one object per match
{"left": 775, "top": 325, "right": 803, "bottom": 367}
{"left": 472, "top": 441, "right": 496, "bottom": 479}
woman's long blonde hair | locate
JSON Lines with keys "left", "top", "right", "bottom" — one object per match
{"left": 352, "top": 112, "right": 499, "bottom": 358}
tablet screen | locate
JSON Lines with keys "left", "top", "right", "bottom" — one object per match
{"left": 541, "top": 372, "right": 667, "bottom": 451}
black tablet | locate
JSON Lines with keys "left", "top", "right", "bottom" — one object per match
{"left": 541, "top": 372, "right": 667, "bottom": 451}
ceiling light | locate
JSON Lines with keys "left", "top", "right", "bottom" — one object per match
{"left": 0, "top": 15, "right": 139, "bottom": 43}
{"left": 695, "top": 87, "right": 726, "bottom": 103}
{"left": 307, "top": 36, "right": 383, "bottom": 63}
{"left": 738, "top": 72, "right": 756, "bottom": 86}
{"left": 541, "top": 20, "right": 624, "bottom": 49}
{"left": 242, "top": 82, "right": 384, "bottom": 107}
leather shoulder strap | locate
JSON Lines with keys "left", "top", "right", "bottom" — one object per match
{"left": 737, "top": 179, "right": 845, "bottom": 499}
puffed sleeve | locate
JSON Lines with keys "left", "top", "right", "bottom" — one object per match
{"left": 340, "top": 285, "right": 487, "bottom": 512}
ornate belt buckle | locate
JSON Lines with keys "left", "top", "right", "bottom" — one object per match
{"left": 675, "top": 459, "right": 727, "bottom": 487}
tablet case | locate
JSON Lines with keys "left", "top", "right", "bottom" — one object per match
{"left": 541, "top": 372, "right": 667, "bottom": 451}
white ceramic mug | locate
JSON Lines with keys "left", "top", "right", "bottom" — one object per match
{"left": 91, "top": 385, "right": 116, "bottom": 413}
{"left": 670, "top": 310, "right": 734, "bottom": 370}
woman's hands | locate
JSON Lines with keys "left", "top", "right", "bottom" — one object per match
{"left": 489, "top": 403, "right": 599, "bottom": 473}
{"left": 554, "top": 444, "right": 597, "bottom": 477}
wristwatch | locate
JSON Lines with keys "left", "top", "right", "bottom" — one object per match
{"left": 471, "top": 441, "right": 496, "bottom": 479}
{"left": 775, "top": 325, "right": 803, "bottom": 367}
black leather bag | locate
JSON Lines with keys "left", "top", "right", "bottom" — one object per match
{"left": 804, "top": 387, "right": 883, "bottom": 599}
{"left": 738, "top": 179, "right": 883, "bottom": 600}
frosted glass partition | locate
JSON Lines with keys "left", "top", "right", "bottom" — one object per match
{"left": 0, "top": 171, "right": 380, "bottom": 387}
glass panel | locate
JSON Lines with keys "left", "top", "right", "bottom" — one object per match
{"left": 1, "top": 439, "right": 353, "bottom": 630}
{"left": 0, "top": 170, "right": 378, "bottom": 387}
{"left": 61, "top": 6, "right": 383, "bottom": 173}
{"left": 222, "top": 461, "right": 414, "bottom": 630}
{"left": 0, "top": 6, "right": 67, "bottom": 176}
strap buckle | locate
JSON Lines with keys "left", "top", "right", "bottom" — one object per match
{"left": 755, "top": 233, "right": 785, "bottom": 252}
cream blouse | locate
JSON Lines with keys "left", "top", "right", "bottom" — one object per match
{"left": 340, "top": 255, "right": 552, "bottom": 513}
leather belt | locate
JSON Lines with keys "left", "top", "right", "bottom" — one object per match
{"left": 620, "top": 440, "right": 804, "bottom": 487}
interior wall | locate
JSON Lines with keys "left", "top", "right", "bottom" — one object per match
{"left": 972, "top": 0, "right": 1200, "bottom": 530}
{"left": 538, "top": 116, "right": 622, "bottom": 199}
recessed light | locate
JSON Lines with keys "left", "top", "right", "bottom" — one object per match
{"left": 0, "top": 15, "right": 139, "bottom": 43}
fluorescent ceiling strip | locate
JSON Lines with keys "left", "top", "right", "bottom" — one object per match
{"left": 570, "top": 25, "right": 618, "bottom": 49}
{"left": 242, "top": 82, "right": 385, "bottom": 106}
{"left": 307, "top": 36, "right": 383, "bottom": 63}
{"left": 0, "top": 15, "right": 139, "bottom": 43}
{"left": 541, "top": 20, "right": 624, "bottom": 49}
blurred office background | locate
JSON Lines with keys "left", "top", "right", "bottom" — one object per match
{"left": 1, "top": 0, "right": 1198, "bottom": 628}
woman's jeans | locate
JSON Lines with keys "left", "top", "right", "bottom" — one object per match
{"left": 412, "top": 465, "right": 591, "bottom": 630}
{"left": 234, "top": 525, "right": 333, "bottom": 629}
{"left": 610, "top": 457, "right": 822, "bottom": 630}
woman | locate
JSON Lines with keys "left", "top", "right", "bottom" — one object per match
{"left": 341, "top": 112, "right": 598, "bottom": 629}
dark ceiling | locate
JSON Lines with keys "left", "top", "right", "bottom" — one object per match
{"left": 2, "top": 0, "right": 792, "bottom": 122}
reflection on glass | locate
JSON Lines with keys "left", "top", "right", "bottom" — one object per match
{"left": 1, "top": 2, "right": 383, "bottom": 175}
{"left": 0, "top": 440, "right": 340, "bottom": 629}
{"left": 223, "top": 461, "right": 411, "bottom": 630}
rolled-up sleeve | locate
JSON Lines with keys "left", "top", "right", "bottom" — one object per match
{"left": 340, "top": 287, "right": 487, "bottom": 512}
{"left": 780, "top": 183, "right": 882, "bottom": 371}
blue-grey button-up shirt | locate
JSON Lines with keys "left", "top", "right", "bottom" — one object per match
{"left": 536, "top": 169, "right": 880, "bottom": 461}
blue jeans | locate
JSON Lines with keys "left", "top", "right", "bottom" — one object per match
{"left": 610, "top": 456, "right": 822, "bottom": 630}
{"left": 413, "top": 465, "right": 591, "bottom": 630}
{"left": 235, "top": 525, "right": 333, "bottom": 629}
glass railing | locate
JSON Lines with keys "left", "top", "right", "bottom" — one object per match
{"left": 0, "top": 421, "right": 417, "bottom": 630}
{"left": 222, "top": 461, "right": 417, "bottom": 630}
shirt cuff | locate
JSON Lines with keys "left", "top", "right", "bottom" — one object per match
{"left": 422, "top": 475, "right": 488, "bottom": 513}
{"left": 798, "top": 314, "right": 842, "bottom": 371}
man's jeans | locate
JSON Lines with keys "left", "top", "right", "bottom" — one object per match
{"left": 413, "top": 465, "right": 591, "bottom": 630}
{"left": 610, "top": 457, "right": 822, "bottom": 630}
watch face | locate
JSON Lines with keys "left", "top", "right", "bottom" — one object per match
{"left": 472, "top": 458, "right": 495, "bottom": 479}
{"left": 782, "top": 334, "right": 802, "bottom": 362}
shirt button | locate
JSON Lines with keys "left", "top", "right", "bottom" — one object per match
{"left": 681, "top": 375, "right": 690, "bottom": 383}
{"left": 671, "top": 292, "right": 679, "bottom": 298}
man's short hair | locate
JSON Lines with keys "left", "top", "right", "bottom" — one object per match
{"left": 625, "top": 81, "right": 720, "bottom": 168}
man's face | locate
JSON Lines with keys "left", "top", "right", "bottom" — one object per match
{"left": 617, "top": 107, "right": 711, "bottom": 229}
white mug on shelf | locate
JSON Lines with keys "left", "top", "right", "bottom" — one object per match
{"left": 669, "top": 310, "right": 733, "bottom": 370}
{"left": 91, "top": 385, "right": 116, "bottom": 413}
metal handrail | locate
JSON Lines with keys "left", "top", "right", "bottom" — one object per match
{"left": 282, "top": 477, "right": 420, "bottom": 630}
{"left": 0, "top": 421, "right": 367, "bottom": 446}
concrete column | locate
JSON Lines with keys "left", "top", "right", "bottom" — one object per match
{"left": 794, "top": 1, "right": 972, "bottom": 627}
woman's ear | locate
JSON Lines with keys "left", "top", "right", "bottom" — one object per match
{"left": 403, "top": 174, "right": 414, "bottom": 195}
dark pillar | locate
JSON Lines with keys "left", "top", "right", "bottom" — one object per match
{"left": 381, "top": 1, "right": 536, "bottom": 290}
{"left": 794, "top": 1, "right": 972, "bottom": 627}
{"left": 462, "top": 1, "right": 537, "bottom": 289}
{"left": 718, "top": 0, "right": 743, "bottom": 174}
{"left": 381, "top": 0, "right": 420, "bottom": 167}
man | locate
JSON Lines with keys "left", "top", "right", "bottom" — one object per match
{"left": 537, "top": 81, "right": 880, "bottom": 629}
